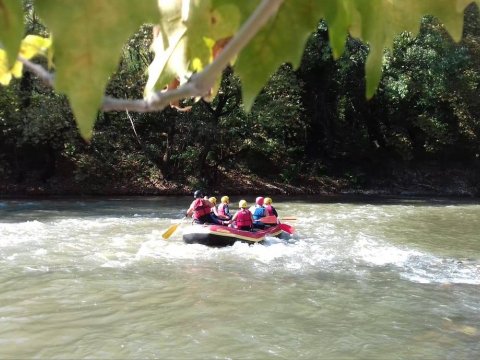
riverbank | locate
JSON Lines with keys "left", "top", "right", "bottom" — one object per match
{"left": 1, "top": 166, "right": 478, "bottom": 198}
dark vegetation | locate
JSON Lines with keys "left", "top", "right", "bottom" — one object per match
{"left": 1, "top": 4, "right": 479, "bottom": 196}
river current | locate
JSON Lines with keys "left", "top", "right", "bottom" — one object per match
{"left": 0, "top": 196, "right": 479, "bottom": 359}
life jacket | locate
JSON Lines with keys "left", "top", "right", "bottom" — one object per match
{"left": 193, "top": 199, "right": 211, "bottom": 219}
{"left": 236, "top": 209, "right": 252, "bottom": 228}
{"left": 218, "top": 203, "right": 230, "bottom": 217}
{"left": 264, "top": 205, "right": 275, "bottom": 216}
{"left": 252, "top": 206, "right": 266, "bottom": 221}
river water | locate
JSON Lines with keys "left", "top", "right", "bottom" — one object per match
{"left": 0, "top": 196, "right": 479, "bottom": 359}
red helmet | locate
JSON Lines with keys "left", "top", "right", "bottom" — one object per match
{"left": 255, "top": 197, "right": 264, "bottom": 206}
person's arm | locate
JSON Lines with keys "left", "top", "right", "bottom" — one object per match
{"left": 186, "top": 201, "right": 194, "bottom": 217}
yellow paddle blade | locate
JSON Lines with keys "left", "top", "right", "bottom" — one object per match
{"left": 162, "top": 223, "right": 180, "bottom": 240}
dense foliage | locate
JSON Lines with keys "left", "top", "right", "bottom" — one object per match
{"left": 0, "top": 4, "right": 479, "bottom": 195}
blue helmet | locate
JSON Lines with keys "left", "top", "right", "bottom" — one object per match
{"left": 194, "top": 190, "right": 204, "bottom": 198}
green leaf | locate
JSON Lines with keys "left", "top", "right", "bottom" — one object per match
{"left": 0, "top": 0, "right": 24, "bottom": 68}
{"left": 323, "top": 0, "right": 353, "bottom": 59}
{"left": 352, "top": 0, "right": 471, "bottom": 98}
{"left": 186, "top": 0, "right": 241, "bottom": 69}
{"left": 236, "top": 0, "right": 477, "bottom": 105}
{"left": 145, "top": 0, "right": 187, "bottom": 96}
{"left": 146, "top": 0, "right": 241, "bottom": 97}
{"left": 426, "top": 0, "right": 478, "bottom": 42}
{"left": 365, "top": 45, "right": 384, "bottom": 99}
{"left": 236, "top": 0, "right": 325, "bottom": 110}
{"left": 35, "top": 0, "right": 159, "bottom": 140}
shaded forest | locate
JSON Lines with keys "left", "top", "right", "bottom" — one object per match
{"left": 1, "top": 4, "right": 479, "bottom": 196}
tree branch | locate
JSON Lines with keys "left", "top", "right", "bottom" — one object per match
{"left": 19, "top": 57, "right": 55, "bottom": 87}
{"left": 21, "top": 0, "right": 284, "bottom": 114}
{"left": 201, "top": 99, "right": 216, "bottom": 115}
{"left": 191, "top": 0, "right": 284, "bottom": 94}
{"left": 103, "top": 0, "right": 283, "bottom": 112}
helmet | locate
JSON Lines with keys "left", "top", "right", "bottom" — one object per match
{"left": 221, "top": 196, "right": 229, "bottom": 203}
{"left": 255, "top": 196, "right": 264, "bottom": 206}
{"left": 194, "top": 190, "right": 203, "bottom": 198}
{"left": 209, "top": 197, "right": 217, "bottom": 205}
{"left": 239, "top": 200, "right": 248, "bottom": 208}
{"left": 264, "top": 197, "right": 272, "bottom": 205}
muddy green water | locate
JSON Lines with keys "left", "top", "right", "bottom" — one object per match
{"left": 0, "top": 196, "right": 479, "bottom": 359}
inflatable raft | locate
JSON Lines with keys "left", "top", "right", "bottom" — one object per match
{"left": 182, "top": 224, "right": 288, "bottom": 247}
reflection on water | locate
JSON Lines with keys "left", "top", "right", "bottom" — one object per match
{"left": 0, "top": 197, "right": 479, "bottom": 359}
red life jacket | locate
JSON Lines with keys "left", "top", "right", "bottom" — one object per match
{"left": 193, "top": 199, "right": 211, "bottom": 219}
{"left": 264, "top": 205, "right": 275, "bottom": 216}
{"left": 236, "top": 209, "right": 252, "bottom": 228}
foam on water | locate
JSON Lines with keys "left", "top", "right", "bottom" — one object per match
{"left": 1, "top": 202, "right": 479, "bottom": 286}
{"left": 351, "top": 233, "right": 480, "bottom": 285}
{"left": 0, "top": 221, "right": 47, "bottom": 246}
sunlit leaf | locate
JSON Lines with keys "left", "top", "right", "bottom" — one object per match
{"left": 145, "top": 0, "right": 187, "bottom": 97}
{"left": 0, "top": 49, "right": 19, "bottom": 84}
{"left": 0, "top": 35, "right": 51, "bottom": 85}
{"left": 186, "top": 0, "right": 240, "bottom": 69}
{"left": 146, "top": 0, "right": 241, "bottom": 99}
{"left": 20, "top": 35, "right": 52, "bottom": 60}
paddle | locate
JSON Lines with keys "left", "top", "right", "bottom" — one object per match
{"left": 260, "top": 215, "right": 278, "bottom": 224}
{"left": 259, "top": 216, "right": 295, "bottom": 233}
{"left": 261, "top": 215, "right": 297, "bottom": 224}
{"left": 279, "top": 223, "right": 295, "bottom": 234}
{"left": 162, "top": 217, "right": 188, "bottom": 240}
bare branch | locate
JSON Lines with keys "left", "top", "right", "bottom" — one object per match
{"left": 19, "top": 57, "right": 55, "bottom": 87}
{"left": 101, "top": 81, "right": 196, "bottom": 112}
{"left": 125, "top": 110, "right": 141, "bottom": 145}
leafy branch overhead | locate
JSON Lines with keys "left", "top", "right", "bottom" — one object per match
{"left": 0, "top": 0, "right": 479, "bottom": 140}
